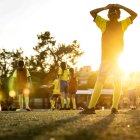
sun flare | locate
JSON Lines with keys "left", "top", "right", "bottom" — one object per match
{"left": 119, "top": 50, "right": 140, "bottom": 74}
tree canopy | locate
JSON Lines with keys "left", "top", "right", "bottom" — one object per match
{"left": 0, "top": 31, "right": 84, "bottom": 87}
{"left": 28, "top": 31, "right": 83, "bottom": 73}
{"left": 0, "top": 48, "right": 24, "bottom": 80}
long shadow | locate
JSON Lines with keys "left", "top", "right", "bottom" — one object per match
{"left": 125, "top": 108, "right": 140, "bottom": 114}
{"left": 124, "top": 109, "right": 140, "bottom": 121}
{"left": 0, "top": 112, "right": 85, "bottom": 140}
{"left": 65, "top": 114, "right": 115, "bottom": 140}
{"left": 0, "top": 112, "right": 115, "bottom": 140}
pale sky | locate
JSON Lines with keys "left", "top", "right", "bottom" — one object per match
{"left": 1, "top": 0, "right": 140, "bottom": 72}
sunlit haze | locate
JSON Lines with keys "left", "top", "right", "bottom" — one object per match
{"left": 1, "top": 0, "right": 140, "bottom": 73}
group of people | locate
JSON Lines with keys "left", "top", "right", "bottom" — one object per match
{"left": 50, "top": 61, "right": 78, "bottom": 110}
{"left": 8, "top": 60, "right": 78, "bottom": 111}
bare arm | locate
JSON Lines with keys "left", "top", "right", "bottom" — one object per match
{"left": 90, "top": 4, "right": 114, "bottom": 19}
{"left": 115, "top": 4, "right": 137, "bottom": 21}
{"left": 58, "top": 75, "right": 61, "bottom": 89}
{"left": 9, "top": 77, "right": 15, "bottom": 91}
{"left": 27, "top": 76, "right": 32, "bottom": 88}
{"left": 27, "top": 76, "right": 32, "bottom": 83}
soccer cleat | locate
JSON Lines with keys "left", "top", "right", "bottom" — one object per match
{"left": 111, "top": 108, "right": 119, "bottom": 114}
{"left": 130, "top": 106, "right": 137, "bottom": 110}
{"left": 16, "top": 108, "right": 24, "bottom": 111}
{"left": 133, "top": 106, "right": 137, "bottom": 110}
{"left": 50, "top": 107, "right": 55, "bottom": 111}
{"left": 79, "top": 107, "right": 96, "bottom": 114}
{"left": 26, "top": 107, "right": 32, "bottom": 111}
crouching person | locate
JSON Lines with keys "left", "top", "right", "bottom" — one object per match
{"left": 50, "top": 76, "right": 61, "bottom": 110}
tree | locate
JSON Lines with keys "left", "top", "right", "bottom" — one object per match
{"left": 29, "top": 31, "right": 84, "bottom": 84}
{"left": 0, "top": 48, "right": 24, "bottom": 80}
{"left": 0, "top": 48, "right": 24, "bottom": 99}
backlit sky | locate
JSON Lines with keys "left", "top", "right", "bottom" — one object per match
{"left": 1, "top": 0, "right": 140, "bottom": 72}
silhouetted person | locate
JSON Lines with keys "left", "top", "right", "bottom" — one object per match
{"left": 58, "top": 62, "right": 70, "bottom": 109}
{"left": 68, "top": 68, "right": 78, "bottom": 110}
{"left": 80, "top": 4, "right": 137, "bottom": 114}
{"left": 50, "top": 76, "right": 61, "bottom": 110}
{"left": 10, "top": 60, "right": 32, "bottom": 111}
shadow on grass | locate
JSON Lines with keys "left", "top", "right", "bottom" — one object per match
{"left": 123, "top": 109, "right": 140, "bottom": 116}
{"left": 64, "top": 114, "right": 115, "bottom": 140}
{"left": 125, "top": 109, "right": 140, "bottom": 119}
{"left": 0, "top": 112, "right": 116, "bottom": 140}
{"left": 0, "top": 113, "right": 85, "bottom": 140}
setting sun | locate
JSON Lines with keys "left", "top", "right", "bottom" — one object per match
{"left": 119, "top": 27, "right": 140, "bottom": 74}
{"left": 119, "top": 52, "right": 140, "bottom": 74}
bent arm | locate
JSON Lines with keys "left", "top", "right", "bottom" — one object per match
{"left": 116, "top": 4, "right": 137, "bottom": 21}
{"left": 27, "top": 76, "right": 32, "bottom": 83}
{"left": 90, "top": 7, "right": 106, "bottom": 19}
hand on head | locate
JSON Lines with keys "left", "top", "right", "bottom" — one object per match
{"left": 105, "top": 4, "right": 121, "bottom": 10}
{"left": 105, "top": 4, "right": 115, "bottom": 10}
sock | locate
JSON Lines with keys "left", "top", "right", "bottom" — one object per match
{"left": 56, "top": 97, "right": 61, "bottom": 109}
{"left": 50, "top": 99, "right": 55, "bottom": 109}
{"left": 88, "top": 82, "right": 103, "bottom": 109}
{"left": 71, "top": 98, "right": 76, "bottom": 109}
{"left": 112, "top": 81, "right": 121, "bottom": 109}
{"left": 61, "top": 97, "right": 65, "bottom": 108}
{"left": 24, "top": 95, "right": 30, "bottom": 108}
{"left": 19, "top": 94, "right": 23, "bottom": 109}
{"left": 66, "top": 97, "right": 70, "bottom": 108}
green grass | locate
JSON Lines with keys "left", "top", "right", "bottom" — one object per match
{"left": 0, "top": 109, "right": 140, "bottom": 140}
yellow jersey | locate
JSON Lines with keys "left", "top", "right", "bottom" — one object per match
{"left": 95, "top": 15, "right": 131, "bottom": 61}
{"left": 52, "top": 79, "right": 60, "bottom": 94}
{"left": 58, "top": 67, "right": 69, "bottom": 81}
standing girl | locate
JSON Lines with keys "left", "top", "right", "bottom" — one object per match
{"left": 68, "top": 68, "right": 78, "bottom": 110}
{"left": 58, "top": 62, "right": 70, "bottom": 109}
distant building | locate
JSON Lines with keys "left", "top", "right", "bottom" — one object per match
{"left": 78, "top": 66, "right": 92, "bottom": 86}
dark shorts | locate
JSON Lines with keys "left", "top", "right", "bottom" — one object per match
{"left": 51, "top": 94, "right": 60, "bottom": 98}
{"left": 50, "top": 94, "right": 61, "bottom": 104}
{"left": 60, "top": 80, "right": 68, "bottom": 93}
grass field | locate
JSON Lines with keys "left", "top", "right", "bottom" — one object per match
{"left": 0, "top": 109, "right": 140, "bottom": 140}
